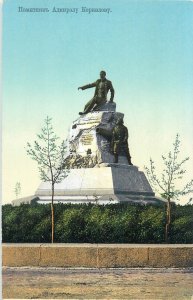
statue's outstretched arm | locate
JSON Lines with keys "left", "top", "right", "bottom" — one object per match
{"left": 78, "top": 82, "right": 96, "bottom": 90}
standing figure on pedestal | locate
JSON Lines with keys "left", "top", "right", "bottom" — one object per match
{"left": 111, "top": 118, "right": 133, "bottom": 165}
{"left": 78, "top": 71, "right": 115, "bottom": 115}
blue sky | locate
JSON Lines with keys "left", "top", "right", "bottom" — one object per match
{"left": 2, "top": 0, "right": 193, "bottom": 203}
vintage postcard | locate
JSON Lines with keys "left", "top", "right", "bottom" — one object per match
{"left": 2, "top": 0, "right": 193, "bottom": 299}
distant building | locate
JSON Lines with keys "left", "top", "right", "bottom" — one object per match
{"left": 12, "top": 195, "right": 39, "bottom": 206}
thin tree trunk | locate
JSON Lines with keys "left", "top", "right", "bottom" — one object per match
{"left": 165, "top": 198, "right": 171, "bottom": 243}
{"left": 51, "top": 184, "right": 54, "bottom": 243}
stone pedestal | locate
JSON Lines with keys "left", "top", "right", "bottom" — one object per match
{"left": 64, "top": 102, "right": 129, "bottom": 168}
{"left": 35, "top": 164, "right": 165, "bottom": 205}
{"left": 35, "top": 102, "right": 165, "bottom": 205}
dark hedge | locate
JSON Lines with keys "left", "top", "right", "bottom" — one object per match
{"left": 2, "top": 203, "right": 193, "bottom": 243}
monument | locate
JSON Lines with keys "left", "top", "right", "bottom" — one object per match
{"left": 35, "top": 71, "right": 164, "bottom": 205}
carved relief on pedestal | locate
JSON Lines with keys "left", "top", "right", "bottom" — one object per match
{"left": 62, "top": 153, "right": 99, "bottom": 169}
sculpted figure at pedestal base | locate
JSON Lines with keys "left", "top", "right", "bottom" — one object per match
{"left": 78, "top": 71, "right": 115, "bottom": 115}
{"left": 111, "top": 118, "right": 133, "bottom": 165}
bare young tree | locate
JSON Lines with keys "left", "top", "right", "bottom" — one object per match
{"left": 93, "top": 193, "right": 99, "bottom": 205}
{"left": 14, "top": 182, "right": 21, "bottom": 199}
{"left": 26, "top": 116, "right": 68, "bottom": 243}
{"left": 144, "top": 134, "right": 193, "bottom": 242}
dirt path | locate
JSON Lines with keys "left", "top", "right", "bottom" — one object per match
{"left": 3, "top": 267, "right": 193, "bottom": 299}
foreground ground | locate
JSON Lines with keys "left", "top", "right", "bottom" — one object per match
{"left": 3, "top": 267, "right": 193, "bottom": 299}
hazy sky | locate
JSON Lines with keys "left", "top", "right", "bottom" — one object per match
{"left": 2, "top": 0, "right": 193, "bottom": 204}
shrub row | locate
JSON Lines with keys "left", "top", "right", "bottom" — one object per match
{"left": 2, "top": 203, "right": 193, "bottom": 243}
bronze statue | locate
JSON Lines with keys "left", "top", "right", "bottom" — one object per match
{"left": 78, "top": 71, "right": 115, "bottom": 115}
{"left": 111, "top": 118, "right": 132, "bottom": 165}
